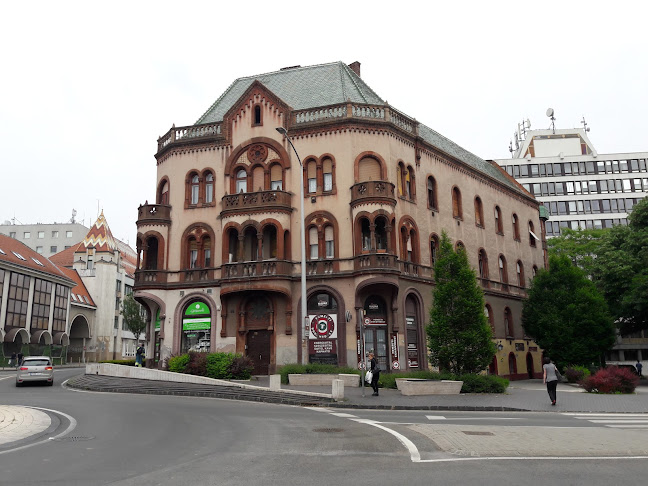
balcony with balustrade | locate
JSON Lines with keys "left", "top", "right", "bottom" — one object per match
{"left": 221, "top": 190, "right": 293, "bottom": 218}
{"left": 221, "top": 260, "right": 294, "bottom": 280}
{"left": 136, "top": 204, "right": 172, "bottom": 227}
{"left": 350, "top": 181, "right": 396, "bottom": 208}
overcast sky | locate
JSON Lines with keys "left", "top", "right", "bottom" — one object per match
{"left": 2, "top": 1, "right": 646, "bottom": 244}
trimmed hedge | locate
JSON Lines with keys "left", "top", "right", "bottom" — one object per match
{"left": 278, "top": 363, "right": 360, "bottom": 384}
{"left": 99, "top": 359, "right": 138, "bottom": 366}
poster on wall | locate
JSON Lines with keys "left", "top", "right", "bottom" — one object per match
{"left": 308, "top": 314, "right": 338, "bottom": 340}
{"left": 308, "top": 339, "right": 338, "bottom": 365}
{"left": 391, "top": 333, "right": 400, "bottom": 370}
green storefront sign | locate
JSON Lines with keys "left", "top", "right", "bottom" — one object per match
{"left": 155, "top": 309, "right": 161, "bottom": 331}
{"left": 182, "top": 317, "right": 211, "bottom": 331}
{"left": 185, "top": 302, "right": 210, "bottom": 316}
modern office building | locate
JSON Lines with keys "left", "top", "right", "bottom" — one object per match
{"left": 493, "top": 121, "right": 648, "bottom": 237}
{"left": 134, "top": 61, "right": 548, "bottom": 379}
{"left": 493, "top": 118, "right": 648, "bottom": 367}
{"left": 0, "top": 234, "right": 76, "bottom": 365}
{"left": 0, "top": 222, "right": 89, "bottom": 258}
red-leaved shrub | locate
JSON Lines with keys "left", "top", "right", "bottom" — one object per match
{"left": 581, "top": 366, "right": 639, "bottom": 394}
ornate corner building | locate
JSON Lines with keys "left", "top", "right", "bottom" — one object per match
{"left": 134, "top": 62, "right": 548, "bottom": 379}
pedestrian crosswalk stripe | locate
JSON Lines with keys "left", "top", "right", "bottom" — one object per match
{"left": 564, "top": 413, "right": 648, "bottom": 429}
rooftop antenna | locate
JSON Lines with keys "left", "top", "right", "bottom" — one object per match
{"left": 69, "top": 209, "right": 77, "bottom": 224}
{"left": 508, "top": 140, "right": 514, "bottom": 158}
{"left": 546, "top": 108, "right": 556, "bottom": 134}
{"left": 581, "top": 116, "right": 590, "bottom": 133}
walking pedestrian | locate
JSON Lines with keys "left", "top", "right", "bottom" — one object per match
{"left": 17, "top": 352, "right": 23, "bottom": 367}
{"left": 635, "top": 360, "right": 643, "bottom": 377}
{"left": 9, "top": 352, "right": 17, "bottom": 367}
{"left": 368, "top": 352, "right": 381, "bottom": 396}
{"left": 543, "top": 357, "right": 559, "bottom": 406}
{"left": 135, "top": 343, "right": 145, "bottom": 367}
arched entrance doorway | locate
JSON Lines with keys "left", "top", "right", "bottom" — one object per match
{"left": 489, "top": 355, "right": 498, "bottom": 375}
{"left": 508, "top": 352, "right": 518, "bottom": 379}
{"left": 306, "top": 291, "right": 339, "bottom": 366}
{"left": 69, "top": 315, "right": 91, "bottom": 363}
{"left": 244, "top": 297, "right": 272, "bottom": 375}
{"left": 363, "top": 296, "right": 388, "bottom": 371}
{"left": 526, "top": 352, "right": 535, "bottom": 379}
{"left": 404, "top": 294, "right": 423, "bottom": 370}
{"left": 181, "top": 300, "right": 212, "bottom": 353}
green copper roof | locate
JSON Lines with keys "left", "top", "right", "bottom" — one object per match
{"left": 196, "top": 61, "right": 384, "bottom": 124}
{"left": 195, "top": 61, "right": 527, "bottom": 197}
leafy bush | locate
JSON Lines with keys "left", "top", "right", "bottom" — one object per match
{"left": 278, "top": 363, "right": 360, "bottom": 384}
{"left": 456, "top": 374, "right": 509, "bottom": 393}
{"left": 228, "top": 355, "right": 254, "bottom": 380}
{"left": 205, "top": 353, "right": 235, "bottom": 379}
{"left": 168, "top": 354, "right": 190, "bottom": 373}
{"left": 99, "top": 359, "right": 137, "bottom": 366}
{"left": 564, "top": 365, "right": 591, "bottom": 384}
{"left": 185, "top": 352, "right": 208, "bottom": 376}
{"left": 581, "top": 366, "right": 639, "bottom": 394}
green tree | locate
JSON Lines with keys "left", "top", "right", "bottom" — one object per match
{"left": 547, "top": 227, "right": 607, "bottom": 278}
{"left": 522, "top": 254, "right": 615, "bottom": 369}
{"left": 426, "top": 232, "right": 495, "bottom": 374}
{"left": 594, "top": 198, "right": 648, "bottom": 334}
{"left": 121, "top": 294, "right": 147, "bottom": 343}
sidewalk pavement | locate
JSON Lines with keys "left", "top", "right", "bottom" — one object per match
{"left": 0, "top": 406, "right": 51, "bottom": 448}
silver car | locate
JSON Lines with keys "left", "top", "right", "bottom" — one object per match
{"left": 16, "top": 356, "right": 54, "bottom": 386}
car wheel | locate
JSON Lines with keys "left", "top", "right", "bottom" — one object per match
{"left": 16, "top": 381, "right": 22, "bottom": 387}
{"left": 47, "top": 381, "right": 54, "bottom": 386}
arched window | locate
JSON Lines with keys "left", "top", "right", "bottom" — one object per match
{"left": 203, "top": 237, "right": 211, "bottom": 267}
{"left": 188, "top": 237, "right": 198, "bottom": 269}
{"left": 270, "top": 164, "right": 283, "bottom": 190}
{"left": 499, "top": 255, "right": 508, "bottom": 287}
{"left": 191, "top": 175, "right": 200, "bottom": 205}
{"left": 512, "top": 213, "right": 520, "bottom": 240}
{"left": 478, "top": 249, "right": 489, "bottom": 280}
{"left": 495, "top": 206, "right": 503, "bottom": 234}
{"left": 485, "top": 304, "right": 494, "bottom": 332}
{"left": 261, "top": 225, "right": 277, "bottom": 260}
{"left": 205, "top": 173, "right": 214, "bottom": 204}
{"left": 144, "top": 236, "right": 159, "bottom": 270}
{"left": 427, "top": 176, "right": 438, "bottom": 210}
{"left": 361, "top": 218, "right": 371, "bottom": 252}
{"left": 452, "top": 187, "right": 462, "bottom": 219}
{"left": 456, "top": 241, "right": 465, "bottom": 253}
{"left": 517, "top": 260, "right": 524, "bottom": 287}
{"left": 358, "top": 156, "right": 382, "bottom": 182}
{"left": 242, "top": 227, "right": 258, "bottom": 261}
{"left": 508, "top": 352, "right": 517, "bottom": 376}
{"left": 323, "top": 158, "right": 333, "bottom": 192}
{"left": 474, "top": 197, "right": 484, "bottom": 227}
{"left": 158, "top": 180, "right": 169, "bottom": 205}
{"left": 532, "top": 265, "right": 538, "bottom": 278}
{"left": 307, "top": 160, "right": 317, "bottom": 193}
{"left": 405, "top": 166, "right": 415, "bottom": 199}
{"left": 375, "top": 217, "right": 388, "bottom": 251}
{"left": 504, "top": 307, "right": 514, "bottom": 338}
{"left": 397, "top": 162, "right": 405, "bottom": 197}
{"left": 236, "top": 169, "right": 247, "bottom": 194}
{"left": 325, "top": 225, "right": 334, "bottom": 258}
{"left": 309, "top": 226, "right": 319, "bottom": 260}
{"left": 529, "top": 221, "right": 538, "bottom": 247}
{"left": 253, "top": 105, "right": 262, "bottom": 125}
{"left": 430, "top": 234, "right": 439, "bottom": 267}
{"left": 227, "top": 228, "right": 239, "bottom": 263}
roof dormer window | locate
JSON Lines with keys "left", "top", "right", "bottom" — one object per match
{"left": 12, "top": 251, "right": 26, "bottom": 261}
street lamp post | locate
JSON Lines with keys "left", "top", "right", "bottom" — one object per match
{"left": 276, "top": 126, "right": 308, "bottom": 365}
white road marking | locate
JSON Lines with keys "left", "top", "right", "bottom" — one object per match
{"left": 0, "top": 406, "right": 77, "bottom": 455}
{"left": 425, "top": 415, "right": 446, "bottom": 420}
{"left": 331, "top": 413, "right": 357, "bottom": 418}
{"left": 588, "top": 420, "right": 648, "bottom": 424}
{"left": 352, "top": 418, "right": 421, "bottom": 462}
{"left": 605, "top": 425, "right": 648, "bottom": 428}
{"left": 564, "top": 413, "right": 648, "bottom": 417}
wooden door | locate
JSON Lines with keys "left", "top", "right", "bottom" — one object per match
{"left": 247, "top": 330, "right": 271, "bottom": 375}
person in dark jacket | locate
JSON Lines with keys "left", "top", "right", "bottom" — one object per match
{"left": 9, "top": 352, "right": 17, "bottom": 367}
{"left": 17, "top": 352, "right": 23, "bottom": 367}
{"left": 368, "top": 352, "right": 380, "bottom": 396}
{"left": 135, "top": 344, "right": 145, "bottom": 367}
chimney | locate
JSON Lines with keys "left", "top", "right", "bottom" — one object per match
{"left": 348, "top": 61, "right": 361, "bottom": 77}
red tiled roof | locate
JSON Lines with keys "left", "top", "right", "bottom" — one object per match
{"left": 59, "top": 267, "right": 96, "bottom": 307}
{"left": 0, "top": 234, "right": 73, "bottom": 283}
{"left": 50, "top": 243, "right": 82, "bottom": 268}
{"left": 76, "top": 211, "right": 117, "bottom": 253}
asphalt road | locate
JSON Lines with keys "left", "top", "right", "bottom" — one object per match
{"left": 1, "top": 368, "right": 647, "bottom": 486}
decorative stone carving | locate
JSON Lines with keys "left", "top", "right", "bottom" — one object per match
{"left": 247, "top": 144, "right": 268, "bottom": 164}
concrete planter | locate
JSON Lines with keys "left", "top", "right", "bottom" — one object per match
{"left": 288, "top": 373, "right": 360, "bottom": 387}
{"left": 398, "top": 379, "right": 463, "bottom": 396}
